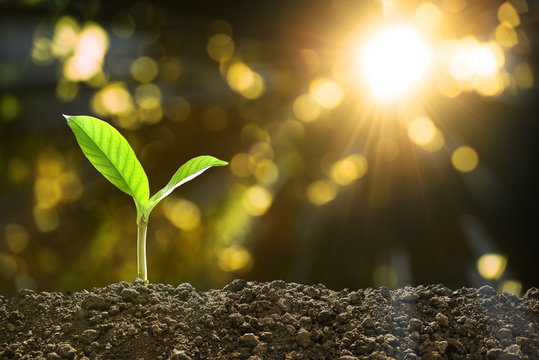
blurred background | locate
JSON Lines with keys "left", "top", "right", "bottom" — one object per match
{"left": 1, "top": 0, "right": 538, "bottom": 297}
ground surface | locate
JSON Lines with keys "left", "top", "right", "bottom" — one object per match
{"left": 0, "top": 280, "right": 538, "bottom": 359}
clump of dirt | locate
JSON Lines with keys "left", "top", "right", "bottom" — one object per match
{"left": 1, "top": 280, "right": 538, "bottom": 359}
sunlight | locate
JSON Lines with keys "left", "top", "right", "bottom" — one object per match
{"left": 306, "top": 180, "right": 338, "bottom": 206}
{"left": 477, "top": 253, "right": 507, "bottom": 280}
{"left": 452, "top": 146, "right": 479, "bottom": 173}
{"left": 500, "top": 280, "right": 522, "bottom": 296}
{"left": 359, "top": 25, "right": 432, "bottom": 99}
{"left": 242, "top": 186, "right": 273, "bottom": 216}
{"left": 309, "top": 78, "right": 344, "bottom": 109}
{"left": 331, "top": 154, "right": 368, "bottom": 186}
{"left": 63, "top": 23, "right": 108, "bottom": 81}
{"left": 414, "top": 2, "right": 443, "bottom": 32}
{"left": 91, "top": 82, "right": 134, "bottom": 118}
{"left": 217, "top": 245, "right": 252, "bottom": 272}
{"left": 407, "top": 116, "right": 436, "bottom": 146}
{"left": 449, "top": 38, "right": 502, "bottom": 81}
{"left": 226, "top": 61, "right": 265, "bottom": 99}
{"left": 163, "top": 198, "right": 201, "bottom": 231}
{"left": 293, "top": 94, "right": 321, "bottom": 122}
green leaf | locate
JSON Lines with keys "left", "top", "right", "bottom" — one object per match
{"left": 145, "top": 155, "right": 228, "bottom": 216}
{"left": 64, "top": 115, "right": 150, "bottom": 208}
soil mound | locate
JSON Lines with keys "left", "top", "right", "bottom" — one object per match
{"left": 1, "top": 280, "right": 538, "bottom": 359}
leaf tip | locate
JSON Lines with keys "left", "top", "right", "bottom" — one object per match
{"left": 62, "top": 114, "right": 72, "bottom": 121}
{"left": 213, "top": 157, "right": 228, "bottom": 166}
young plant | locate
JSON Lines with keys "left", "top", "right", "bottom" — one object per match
{"left": 64, "top": 115, "right": 228, "bottom": 285}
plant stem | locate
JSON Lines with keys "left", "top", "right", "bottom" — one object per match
{"left": 137, "top": 215, "right": 148, "bottom": 285}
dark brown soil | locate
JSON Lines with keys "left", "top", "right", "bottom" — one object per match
{"left": 1, "top": 280, "right": 538, "bottom": 359}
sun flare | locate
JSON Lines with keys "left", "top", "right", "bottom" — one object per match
{"left": 359, "top": 25, "right": 432, "bottom": 99}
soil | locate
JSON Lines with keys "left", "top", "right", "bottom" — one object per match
{"left": 1, "top": 280, "right": 538, "bottom": 360}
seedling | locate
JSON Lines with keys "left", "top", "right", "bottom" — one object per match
{"left": 64, "top": 115, "right": 228, "bottom": 285}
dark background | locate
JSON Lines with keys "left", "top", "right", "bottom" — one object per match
{"left": 1, "top": 0, "right": 538, "bottom": 297}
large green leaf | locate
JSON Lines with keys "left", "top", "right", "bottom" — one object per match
{"left": 65, "top": 115, "right": 149, "bottom": 208}
{"left": 145, "top": 155, "right": 228, "bottom": 216}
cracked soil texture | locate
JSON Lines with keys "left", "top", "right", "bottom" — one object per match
{"left": 1, "top": 280, "right": 538, "bottom": 359}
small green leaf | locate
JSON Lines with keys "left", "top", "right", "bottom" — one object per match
{"left": 145, "top": 155, "right": 228, "bottom": 216}
{"left": 64, "top": 115, "right": 150, "bottom": 208}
